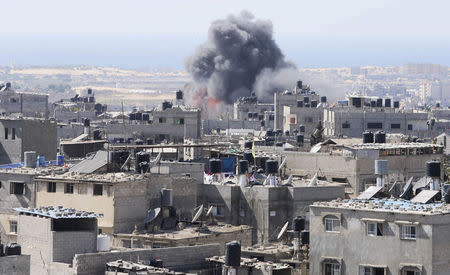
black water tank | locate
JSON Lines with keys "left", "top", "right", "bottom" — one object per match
{"left": 87, "top": 88, "right": 92, "bottom": 95}
{"left": 321, "top": 96, "right": 327, "bottom": 103}
{"left": 135, "top": 139, "right": 144, "bottom": 145}
{"left": 376, "top": 98, "right": 383, "bottom": 107}
{"left": 436, "top": 102, "right": 441, "bottom": 108}
{"left": 374, "top": 131, "right": 386, "bottom": 143}
{"left": 303, "top": 97, "right": 310, "bottom": 103}
{"left": 301, "top": 230, "right": 310, "bottom": 244}
{"left": 5, "top": 243, "right": 21, "bottom": 256}
{"left": 238, "top": 160, "right": 249, "bottom": 175}
{"left": 135, "top": 152, "right": 150, "bottom": 172}
{"left": 362, "top": 131, "right": 374, "bottom": 143}
{"left": 162, "top": 101, "right": 172, "bottom": 110}
{"left": 129, "top": 113, "right": 136, "bottom": 120}
{"left": 393, "top": 101, "right": 400, "bottom": 108}
{"left": 265, "top": 160, "right": 278, "bottom": 174}
{"left": 146, "top": 138, "right": 153, "bottom": 145}
{"left": 352, "top": 97, "right": 362, "bottom": 108}
{"left": 143, "top": 113, "right": 150, "bottom": 121}
{"left": 260, "top": 121, "right": 265, "bottom": 127}
{"left": 311, "top": 100, "right": 318, "bottom": 108}
{"left": 0, "top": 243, "right": 4, "bottom": 256}
{"left": 284, "top": 130, "right": 290, "bottom": 136}
{"left": 297, "top": 100, "right": 303, "bottom": 108}
{"left": 176, "top": 90, "right": 183, "bottom": 100}
{"left": 150, "top": 258, "right": 163, "bottom": 268}
{"left": 426, "top": 161, "right": 441, "bottom": 178}
{"left": 266, "top": 129, "right": 274, "bottom": 136}
{"left": 299, "top": 125, "right": 305, "bottom": 133}
{"left": 93, "top": 130, "right": 101, "bottom": 140}
{"left": 275, "top": 142, "right": 283, "bottom": 147}
{"left": 83, "top": 118, "right": 90, "bottom": 127}
{"left": 95, "top": 103, "right": 103, "bottom": 112}
{"left": 225, "top": 241, "right": 241, "bottom": 267}
{"left": 135, "top": 112, "right": 142, "bottom": 121}
{"left": 243, "top": 152, "right": 254, "bottom": 165}
{"left": 292, "top": 216, "right": 305, "bottom": 232}
{"left": 88, "top": 96, "right": 95, "bottom": 103}
{"left": 248, "top": 112, "right": 253, "bottom": 119}
{"left": 276, "top": 129, "right": 282, "bottom": 136}
{"left": 370, "top": 101, "right": 376, "bottom": 107}
{"left": 244, "top": 141, "right": 253, "bottom": 149}
{"left": 297, "top": 80, "right": 303, "bottom": 89}
{"left": 140, "top": 162, "right": 150, "bottom": 173}
{"left": 296, "top": 134, "right": 304, "bottom": 144}
{"left": 385, "top": 98, "right": 391, "bottom": 108}
{"left": 209, "top": 159, "right": 222, "bottom": 174}
{"left": 258, "top": 114, "right": 264, "bottom": 121}
{"left": 253, "top": 112, "right": 258, "bottom": 119}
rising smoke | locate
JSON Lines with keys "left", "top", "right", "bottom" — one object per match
{"left": 185, "top": 11, "right": 298, "bottom": 105}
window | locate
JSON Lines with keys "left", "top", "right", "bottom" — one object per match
{"left": 402, "top": 268, "right": 421, "bottom": 275}
{"left": 304, "top": 117, "right": 313, "bottom": 123}
{"left": 4, "top": 127, "right": 8, "bottom": 139}
{"left": 342, "top": 122, "right": 350, "bottom": 129}
{"left": 367, "top": 122, "right": 383, "bottom": 129}
{"left": 401, "top": 225, "right": 416, "bottom": 240}
{"left": 9, "top": 221, "right": 17, "bottom": 234}
{"left": 174, "top": 118, "right": 184, "bottom": 125}
{"left": 359, "top": 266, "right": 386, "bottom": 275}
{"left": 10, "top": 182, "right": 24, "bottom": 195}
{"left": 324, "top": 217, "right": 340, "bottom": 232}
{"left": 11, "top": 128, "right": 15, "bottom": 140}
{"left": 93, "top": 184, "right": 103, "bottom": 196}
{"left": 47, "top": 182, "right": 56, "bottom": 193}
{"left": 367, "top": 222, "right": 383, "bottom": 236}
{"left": 323, "top": 262, "right": 340, "bottom": 275}
{"left": 158, "top": 117, "right": 166, "bottom": 123}
{"left": 408, "top": 124, "right": 413, "bottom": 131}
{"left": 210, "top": 204, "right": 225, "bottom": 217}
{"left": 290, "top": 117, "right": 296, "bottom": 124}
{"left": 64, "top": 183, "right": 74, "bottom": 194}
{"left": 391, "top": 123, "right": 401, "bottom": 129}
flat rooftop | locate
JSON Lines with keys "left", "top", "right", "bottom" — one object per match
{"left": 344, "top": 143, "right": 443, "bottom": 150}
{"left": 115, "top": 224, "right": 251, "bottom": 240}
{"left": 35, "top": 171, "right": 142, "bottom": 184}
{"left": 0, "top": 165, "right": 65, "bottom": 175}
{"left": 206, "top": 256, "right": 291, "bottom": 270}
{"left": 313, "top": 198, "right": 450, "bottom": 215}
{"left": 14, "top": 206, "right": 102, "bottom": 219}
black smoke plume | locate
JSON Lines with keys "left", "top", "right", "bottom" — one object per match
{"left": 185, "top": 11, "right": 298, "bottom": 105}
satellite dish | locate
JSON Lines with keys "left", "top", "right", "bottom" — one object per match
{"left": 308, "top": 172, "right": 318, "bottom": 187}
{"left": 400, "top": 177, "right": 414, "bottom": 199}
{"left": 192, "top": 204, "right": 204, "bottom": 223}
{"left": 144, "top": 208, "right": 161, "bottom": 224}
{"left": 284, "top": 174, "right": 293, "bottom": 186}
{"left": 206, "top": 206, "right": 214, "bottom": 217}
{"left": 277, "top": 221, "right": 289, "bottom": 240}
{"left": 263, "top": 176, "right": 269, "bottom": 186}
{"left": 154, "top": 152, "right": 162, "bottom": 165}
{"left": 278, "top": 158, "right": 287, "bottom": 171}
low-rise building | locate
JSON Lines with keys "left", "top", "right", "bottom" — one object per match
{"left": 310, "top": 198, "right": 450, "bottom": 275}
{"left": 0, "top": 82, "right": 49, "bottom": 118}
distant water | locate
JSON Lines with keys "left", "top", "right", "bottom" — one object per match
{"left": 0, "top": 35, "right": 449, "bottom": 69}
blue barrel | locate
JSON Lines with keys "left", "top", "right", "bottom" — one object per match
{"left": 57, "top": 155, "right": 64, "bottom": 166}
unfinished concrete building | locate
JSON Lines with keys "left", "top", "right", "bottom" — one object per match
{"left": 0, "top": 117, "right": 57, "bottom": 164}
{"left": 0, "top": 82, "right": 49, "bottom": 118}
{"left": 323, "top": 95, "right": 431, "bottom": 138}
{"left": 310, "top": 198, "right": 450, "bottom": 275}
{"left": 15, "top": 206, "right": 99, "bottom": 275}
{"left": 284, "top": 142, "right": 444, "bottom": 196}
{"left": 0, "top": 254, "right": 31, "bottom": 275}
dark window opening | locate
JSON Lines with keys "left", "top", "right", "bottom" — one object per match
{"left": 367, "top": 122, "right": 383, "bottom": 129}
{"left": 332, "top": 177, "right": 348, "bottom": 183}
{"left": 10, "top": 182, "right": 24, "bottom": 195}
{"left": 391, "top": 123, "right": 401, "bottom": 129}
{"left": 64, "top": 183, "right": 74, "bottom": 194}
{"left": 12, "top": 128, "right": 15, "bottom": 140}
{"left": 93, "top": 184, "right": 103, "bottom": 196}
{"left": 408, "top": 124, "right": 413, "bottom": 131}
{"left": 47, "top": 182, "right": 56, "bottom": 193}
{"left": 342, "top": 123, "right": 350, "bottom": 129}
{"left": 4, "top": 128, "right": 8, "bottom": 139}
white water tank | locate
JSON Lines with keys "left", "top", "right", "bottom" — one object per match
{"left": 24, "top": 151, "right": 37, "bottom": 168}
{"left": 97, "top": 234, "right": 111, "bottom": 252}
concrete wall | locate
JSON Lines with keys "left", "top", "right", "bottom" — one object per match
{"left": 283, "top": 105, "right": 324, "bottom": 136}
{"left": 52, "top": 231, "right": 97, "bottom": 264}
{"left": 309, "top": 206, "right": 450, "bottom": 275}
{"left": 72, "top": 243, "right": 221, "bottom": 275}
{"left": 0, "top": 119, "right": 23, "bottom": 164}
{"left": 0, "top": 90, "right": 48, "bottom": 118}
{"left": 150, "top": 161, "right": 205, "bottom": 184}
{"left": 274, "top": 92, "right": 322, "bottom": 130}
{"left": 0, "top": 254, "right": 31, "bottom": 275}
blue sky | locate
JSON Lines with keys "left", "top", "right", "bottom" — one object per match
{"left": 1, "top": 0, "right": 449, "bottom": 68}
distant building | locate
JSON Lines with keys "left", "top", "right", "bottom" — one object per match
{"left": 0, "top": 82, "right": 49, "bottom": 119}
{"left": 0, "top": 117, "right": 57, "bottom": 164}
{"left": 310, "top": 198, "right": 450, "bottom": 274}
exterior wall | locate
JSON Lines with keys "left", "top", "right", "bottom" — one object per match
{"left": 0, "top": 119, "right": 23, "bottom": 164}
{"left": 0, "top": 90, "right": 48, "bottom": 118}
{"left": 71, "top": 243, "right": 221, "bottom": 275}
{"left": 52, "top": 231, "right": 97, "bottom": 263}
{"left": 0, "top": 171, "right": 36, "bottom": 242}
{"left": 324, "top": 108, "right": 430, "bottom": 138}
{"left": 21, "top": 119, "right": 57, "bottom": 162}
{"left": 309, "top": 206, "right": 448, "bottom": 275}
{"left": 149, "top": 161, "right": 205, "bottom": 184}
{"left": 283, "top": 105, "right": 324, "bottom": 136}
{"left": 0, "top": 255, "right": 31, "bottom": 275}
{"left": 274, "top": 92, "right": 322, "bottom": 130}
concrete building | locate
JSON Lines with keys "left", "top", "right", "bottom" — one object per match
{"left": 200, "top": 178, "right": 345, "bottom": 243}
{"left": 310, "top": 198, "right": 450, "bottom": 275}
{"left": 0, "top": 254, "right": 31, "bottom": 275}
{"left": 0, "top": 117, "right": 57, "bottom": 164}
{"left": 16, "top": 206, "right": 99, "bottom": 275}
{"left": 274, "top": 80, "right": 325, "bottom": 131}
{"left": 323, "top": 95, "right": 431, "bottom": 138}
{"left": 34, "top": 172, "right": 199, "bottom": 235}
{"left": 284, "top": 142, "right": 444, "bottom": 196}
{"left": 0, "top": 83, "right": 49, "bottom": 118}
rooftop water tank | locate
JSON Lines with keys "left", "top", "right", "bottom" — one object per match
{"left": 376, "top": 98, "right": 383, "bottom": 107}
{"left": 375, "top": 160, "right": 388, "bottom": 175}
{"left": 225, "top": 241, "right": 241, "bottom": 267}
{"left": 299, "top": 125, "right": 305, "bottom": 133}
{"left": 310, "top": 100, "right": 318, "bottom": 108}
{"left": 303, "top": 97, "right": 310, "bottom": 103}
{"left": 97, "top": 234, "right": 111, "bottom": 252}
{"left": 5, "top": 243, "right": 21, "bottom": 256}
{"left": 296, "top": 134, "right": 304, "bottom": 144}
{"left": 297, "top": 100, "right": 303, "bottom": 108}
{"left": 292, "top": 216, "right": 305, "bottom": 232}
{"left": 238, "top": 160, "right": 249, "bottom": 175}
{"left": 265, "top": 160, "right": 278, "bottom": 174}
{"left": 374, "top": 131, "right": 386, "bottom": 143}
{"left": 161, "top": 188, "right": 173, "bottom": 207}
{"left": 84, "top": 118, "right": 90, "bottom": 127}
{"left": 426, "top": 161, "right": 441, "bottom": 178}
{"left": 209, "top": 159, "right": 222, "bottom": 174}
{"left": 24, "top": 151, "right": 37, "bottom": 168}
{"left": 244, "top": 141, "right": 252, "bottom": 149}
{"left": 57, "top": 154, "right": 64, "bottom": 166}
{"left": 320, "top": 96, "right": 327, "bottom": 103}
{"left": 385, "top": 98, "right": 391, "bottom": 108}
{"left": 129, "top": 113, "right": 136, "bottom": 120}
{"left": 362, "top": 131, "right": 374, "bottom": 144}
{"left": 243, "top": 152, "right": 254, "bottom": 165}
{"left": 301, "top": 230, "right": 310, "bottom": 244}
{"left": 176, "top": 90, "right": 183, "bottom": 100}
{"left": 393, "top": 101, "right": 400, "bottom": 108}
